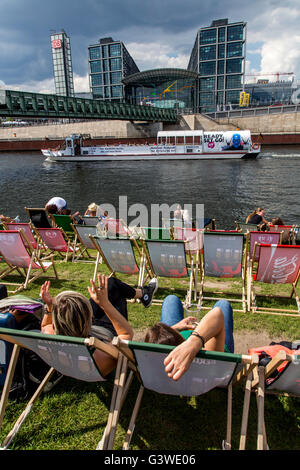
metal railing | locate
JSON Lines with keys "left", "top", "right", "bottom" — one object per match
{"left": 204, "top": 104, "right": 300, "bottom": 120}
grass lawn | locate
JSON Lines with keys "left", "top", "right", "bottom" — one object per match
{"left": 0, "top": 249, "right": 299, "bottom": 451}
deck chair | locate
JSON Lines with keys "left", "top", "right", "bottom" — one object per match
{"left": 247, "top": 243, "right": 300, "bottom": 316}
{"left": 0, "top": 327, "right": 132, "bottom": 450}
{"left": 103, "top": 218, "right": 131, "bottom": 238}
{"left": 71, "top": 224, "right": 99, "bottom": 262}
{"left": 200, "top": 231, "right": 246, "bottom": 312}
{"left": 3, "top": 222, "right": 40, "bottom": 251}
{"left": 49, "top": 213, "right": 75, "bottom": 236}
{"left": 134, "top": 226, "right": 171, "bottom": 241}
{"left": 90, "top": 235, "right": 151, "bottom": 288}
{"left": 109, "top": 337, "right": 259, "bottom": 450}
{"left": 0, "top": 230, "right": 58, "bottom": 293}
{"left": 235, "top": 221, "right": 259, "bottom": 234}
{"left": 25, "top": 207, "right": 52, "bottom": 229}
{"left": 81, "top": 216, "right": 101, "bottom": 226}
{"left": 141, "top": 239, "right": 199, "bottom": 308}
{"left": 268, "top": 224, "right": 295, "bottom": 244}
{"left": 240, "top": 349, "right": 300, "bottom": 450}
{"left": 32, "top": 227, "right": 78, "bottom": 262}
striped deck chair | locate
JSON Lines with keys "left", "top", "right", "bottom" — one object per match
{"left": 81, "top": 216, "right": 101, "bottom": 226}
{"left": 32, "top": 227, "right": 78, "bottom": 262}
{"left": 107, "top": 337, "right": 259, "bottom": 450}
{"left": 0, "top": 230, "right": 58, "bottom": 293}
{"left": 50, "top": 213, "right": 75, "bottom": 237}
{"left": 247, "top": 243, "right": 300, "bottom": 316}
{"left": 103, "top": 218, "right": 131, "bottom": 238}
{"left": 24, "top": 207, "right": 52, "bottom": 229}
{"left": 200, "top": 231, "right": 247, "bottom": 312}
{"left": 0, "top": 328, "right": 132, "bottom": 450}
{"left": 140, "top": 239, "right": 199, "bottom": 308}
{"left": 268, "top": 224, "right": 295, "bottom": 244}
{"left": 3, "top": 222, "right": 40, "bottom": 251}
{"left": 90, "top": 235, "right": 150, "bottom": 288}
{"left": 240, "top": 348, "right": 300, "bottom": 450}
{"left": 134, "top": 226, "right": 171, "bottom": 241}
{"left": 235, "top": 221, "right": 259, "bottom": 234}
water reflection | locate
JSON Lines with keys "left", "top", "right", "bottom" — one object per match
{"left": 0, "top": 147, "right": 299, "bottom": 228}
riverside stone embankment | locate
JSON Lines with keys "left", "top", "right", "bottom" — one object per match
{"left": 1, "top": 112, "right": 300, "bottom": 151}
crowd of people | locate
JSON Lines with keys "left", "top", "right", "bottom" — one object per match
{"left": 0, "top": 199, "right": 292, "bottom": 384}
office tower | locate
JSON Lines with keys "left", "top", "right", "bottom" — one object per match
{"left": 50, "top": 29, "right": 75, "bottom": 97}
{"left": 88, "top": 37, "right": 139, "bottom": 101}
{"left": 188, "top": 19, "right": 246, "bottom": 113}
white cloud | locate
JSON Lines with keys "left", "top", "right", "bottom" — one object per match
{"left": 127, "top": 42, "right": 189, "bottom": 71}
{"left": 73, "top": 73, "right": 90, "bottom": 93}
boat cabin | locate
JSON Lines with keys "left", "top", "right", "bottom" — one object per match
{"left": 157, "top": 130, "right": 203, "bottom": 146}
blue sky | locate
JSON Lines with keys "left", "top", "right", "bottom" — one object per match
{"left": 0, "top": 0, "right": 300, "bottom": 93}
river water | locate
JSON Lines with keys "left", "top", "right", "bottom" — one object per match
{"left": 0, "top": 145, "right": 299, "bottom": 229}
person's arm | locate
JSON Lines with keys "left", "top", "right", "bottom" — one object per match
{"left": 40, "top": 280, "right": 54, "bottom": 333}
{"left": 170, "top": 316, "right": 197, "bottom": 331}
{"left": 164, "top": 305, "right": 225, "bottom": 381}
{"left": 88, "top": 275, "right": 133, "bottom": 341}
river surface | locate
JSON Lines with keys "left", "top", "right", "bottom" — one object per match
{"left": 0, "top": 145, "right": 299, "bottom": 229}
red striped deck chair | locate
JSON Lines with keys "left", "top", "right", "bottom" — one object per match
{"left": 268, "top": 224, "right": 295, "bottom": 244}
{"left": 3, "top": 222, "right": 39, "bottom": 251}
{"left": 201, "top": 231, "right": 246, "bottom": 312}
{"left": 248, "top": 243, "right": 300, "bottom": 316}
{"left": 0, "top": 230, "right": 58, "bottom": 293}
{"left": 33, "top": 227, "right": 78, "bottom": 262}
{"left": 103, "top": 218, "right": 131, "bottom": 238}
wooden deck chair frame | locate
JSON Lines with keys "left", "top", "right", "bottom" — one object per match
{"left": 239, "top": 350, "right": 299, "bottom": 450}
{"left": 110, "top": 337, "right": 259, "bottom": 451}
{"left": 32, "top": 226, "right": 78, "bottom": 262}
{"left": 0, "top": 327, "right": 134, "bottom": 451}
{"left": 200, "top": 231, "right": 247, "bottom": 313}
{"left": 247, "top": 243, "right": 300, "bottom": 316}
{"left": 140, "top": 238, "right": 199, "bottom": 310}
{"left": 89, "top": 235, "right": 152, "bottom": 289}
{"left": 24, "top": 207, "right": 52, "bottom": 229}
{"left": 0, "top": 229, "right": 58, "bottom": 293}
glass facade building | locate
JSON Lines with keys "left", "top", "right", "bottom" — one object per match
{"left": 244, "top": 80, "right": 294, "bottom": 107}
{"left": 122, "top": 68, "right": 198, "bottom": 112}
{"left": 188, "top": 19, "right": 246, "bottom": 113}
{"left": 50, "top": 30, "right": 74, "bottom": 97}
{"left": 88, "top": 37, "right": 139, "bottom": 101}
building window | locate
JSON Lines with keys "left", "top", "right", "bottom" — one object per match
{"left": 218, "top": 44, "right": 225, "bottom": 59}
{"left": 110, "top": 57, "right": 121, "bottom": 70}
{"left": 200, "top": 29, "right": 217, "bottom": 44}
{"left": 91, "top": 74, "right": 103, "bottom": 86}
{"left": 217, "top": 60, "right": 225, "bottom": 74}
{"left": 226, "top": 58, "right": 243, "bottom": 74}
{"left": 93, "top": 87, "right": 104, "bottom": 98}
{"left": 227, "top": 25, "right": 244, "bottom": 41}
{"left": 200, "top": 77, "right": 215, "bottom": 91}
{"left": 227, "top": 42, "right": 243, "bottom": 58}
{"left": 90, "top": 61, "right": 102, "bottom": 73}
{"left": 111, "top": 71, "right": 122, "bottom": 84}
{"left": 109, "top": 43, "right": 121, "bottom": 57}
{"left": 102, "top": 45, "right": 108, "bottom": 58}
{"left": 218, "top": 27, "right": 226, "bottom": 42}
{"left": 112, "top": 85, "right": 122, "bottom": 97}
{"left": 199, "top": 92, "right": 215, "bottom": 105}
{"left": 217, "top": 91, "right": 224, "bottom": 104}
{"left": 200, "top": 45, "right": 216, "bottom": 60}
{"left": 200, "top": 61, "right": 216, "bottom": 75}
{"left": 104, "top": 87, "right": 111, "bottom": 98}
{"left": 89, "top": 47, "right": 101, "bottom": 60}
{"left": 226, "top": 90, "right": 240, "bottom": 104}
{"left": 103, "top": 59, "right": 110, "bottom": 71}
{"left": 226, "top": 74, "right": 242, "bottom": 89}
{"left": 217, "top": 75, "right": 224, "bottom": 90}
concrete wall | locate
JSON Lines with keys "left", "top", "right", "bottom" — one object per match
{"left": 214, "top": 112, "right": 300, "bottom": 134}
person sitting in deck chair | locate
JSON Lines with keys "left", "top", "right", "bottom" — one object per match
{"left": 144, "top": 295, "right": 234, "bottom": 382}
{"left": 40, "top": 276, "right": 158, "bottom": 377}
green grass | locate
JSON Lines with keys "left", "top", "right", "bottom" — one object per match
{"left": 0, "top": 251, "right": 299, "bottom": 451}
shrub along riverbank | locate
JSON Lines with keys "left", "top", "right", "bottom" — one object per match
{"left": 0, "top": 255, "right": 299, "bottom": 450}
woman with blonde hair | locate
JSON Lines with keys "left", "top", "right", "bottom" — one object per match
{"left": 40, "top": 275, "right": 134, "bottom": 377}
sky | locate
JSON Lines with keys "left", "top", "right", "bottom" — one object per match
{"left": 1, "top": 0, "right": 300, "bottom": 94}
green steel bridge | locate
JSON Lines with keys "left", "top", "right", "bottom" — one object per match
{"left": 0, "top": 89, "right": 178, "bottom": 123}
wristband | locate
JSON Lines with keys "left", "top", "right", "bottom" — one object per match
{"left": 190, "top": 332, "right": 205, "bottom": 348}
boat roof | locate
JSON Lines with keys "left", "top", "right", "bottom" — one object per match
{"left": 157, "top": 130, "right": 204, "bottom": 137}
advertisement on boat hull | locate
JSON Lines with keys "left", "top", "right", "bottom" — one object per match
{"left": 203, "top": 130, "right": 251, "bottom": 152}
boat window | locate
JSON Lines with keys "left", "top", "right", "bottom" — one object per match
{"left": 185, "top": 136, "right": 193, "bottom": 145}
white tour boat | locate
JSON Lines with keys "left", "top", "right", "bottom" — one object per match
{"left": 41, "top": 130, "right": 261, "bottom": 162}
